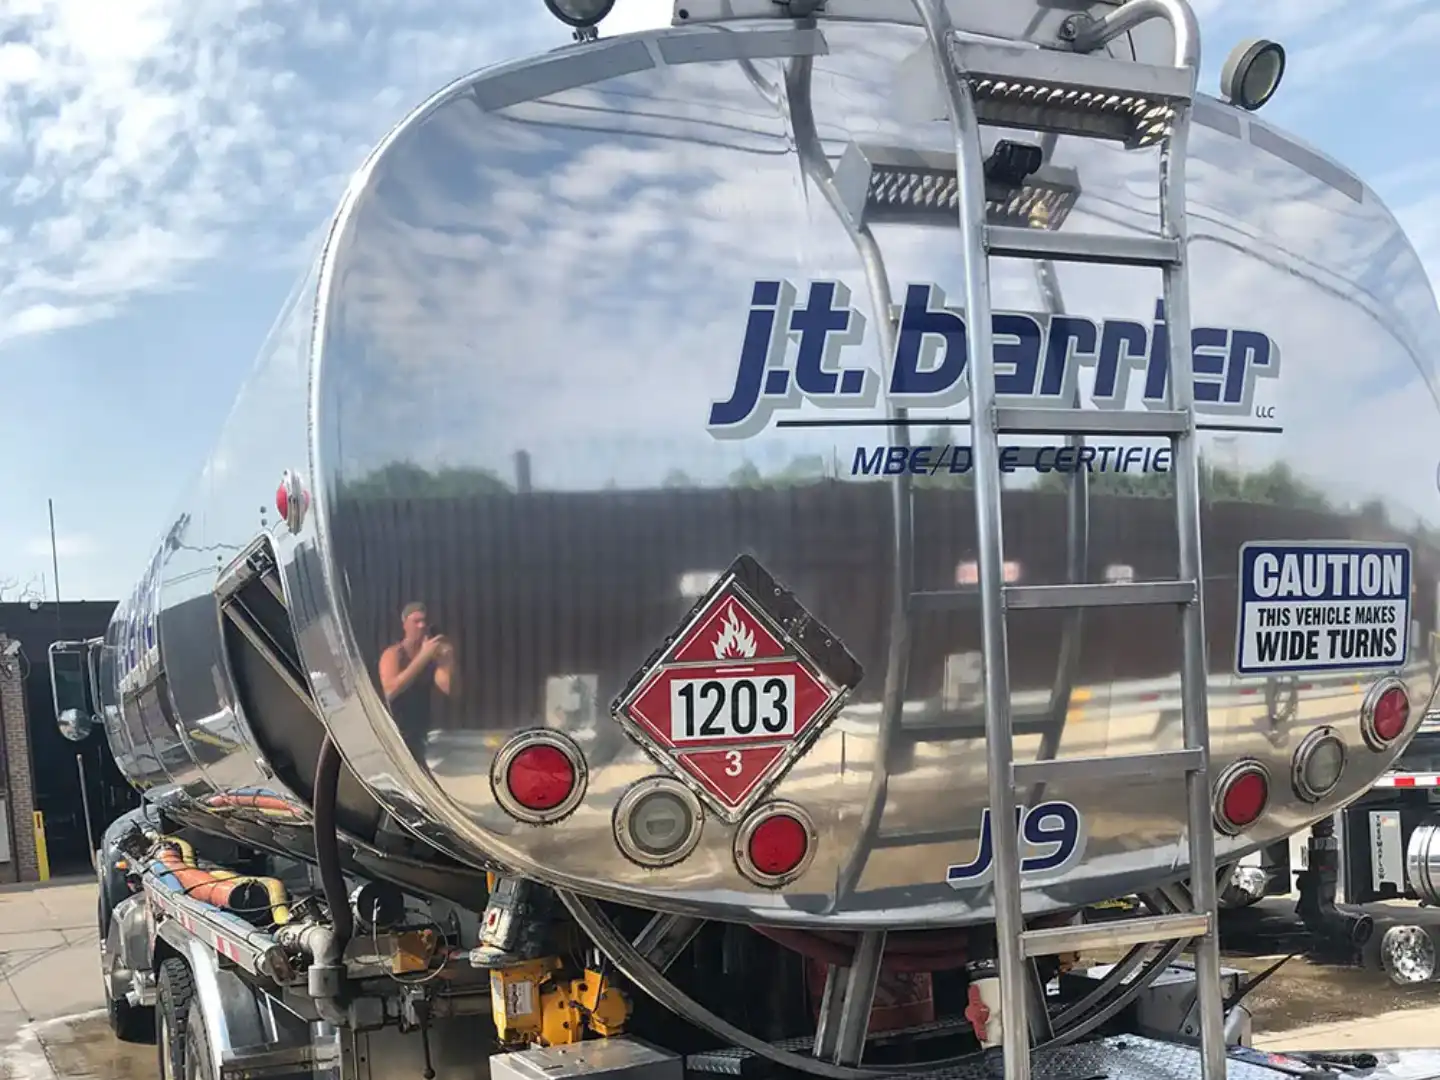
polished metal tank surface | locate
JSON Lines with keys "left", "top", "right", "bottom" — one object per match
{"left": 104, "top": 15, "right": 1440, "bottom": 925}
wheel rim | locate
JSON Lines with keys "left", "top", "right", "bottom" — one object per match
{"left": 159, "top": 1010, "right": 173, "bottom": 1080}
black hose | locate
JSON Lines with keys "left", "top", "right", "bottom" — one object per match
{"left": 1296, "top": 818, "right": 1375, "bottom": 950}
{"left": 313, "top": 737, "right": 353, "bottom": 965}
{"left": 305, "top": 736, "right": 353, "bottom": 1025}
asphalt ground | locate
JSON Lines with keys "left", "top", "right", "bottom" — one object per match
{"left": 8, "top": 882, "right": 1440, "bottom": 1079}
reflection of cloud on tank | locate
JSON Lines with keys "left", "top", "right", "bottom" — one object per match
{"left": 316, "top": 16, "right": 1440, "bottom": 528}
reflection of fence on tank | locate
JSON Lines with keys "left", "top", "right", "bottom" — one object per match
{"left": 328, "top": 492, "right": 1424, "bottom": 729}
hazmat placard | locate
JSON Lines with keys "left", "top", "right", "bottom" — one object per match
{"left": 1235, "top": 541, "right": 1412, "bottom": 676}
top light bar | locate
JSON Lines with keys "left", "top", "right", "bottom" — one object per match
{"left": 833, "top": 142, "right": 1082, "bottom": 230}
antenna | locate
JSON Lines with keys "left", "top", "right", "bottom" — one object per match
{"left": 48, "top": 498, "right": 62, "bottom": 605}
{"left": 49, "top": 498, "right": 63, "bottom": 640}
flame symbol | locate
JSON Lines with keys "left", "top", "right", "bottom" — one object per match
{"left": 712, "top": 605, "right": 758, "bottom": 660}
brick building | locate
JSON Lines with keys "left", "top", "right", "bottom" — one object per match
{"left": 0, "top": 634, "right": 39, "bottom": 882}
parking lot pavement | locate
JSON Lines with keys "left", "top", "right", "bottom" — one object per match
{"left": 0, "top": 879, "right": 108, "bottom": 1080}
{"left": 9, "top": 877, "right": 1440, "bottom": 1078}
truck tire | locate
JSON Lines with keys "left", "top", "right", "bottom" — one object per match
{"left": 99, "top": 890, "right": 156, "bottom": 1044}
{"left": 156, "top": 958, "right": 194, "bottom": 1080}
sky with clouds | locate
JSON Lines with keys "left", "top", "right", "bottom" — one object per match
{"left": 1, "top": 0, "right": 1437, "bottom": 604}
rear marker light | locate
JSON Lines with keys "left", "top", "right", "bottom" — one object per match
{"left": 1291, "top": 726, "right": 1347, "bottom": 803}
{"left": 275, "top": 469, "right": 309, "bottom": 533}
{"left": 491, "top": 731, "right": 586, "bottom": 824}
{"left": 614, "top": 777, "right": 704, "bottom": 868}
{"left": 734, "top": 802, "right": 816, "bottom": 887}
{"left": 1213, "top": 759, "right": 1270, "bottom": 836}
{"left": 1362, "top": 678, "right": 1412, "bottom": 752}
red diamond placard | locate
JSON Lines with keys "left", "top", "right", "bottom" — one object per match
{"left": 675, "top": 745, "right": 785, "bottom": 808}
{"left": 612, "top": 555, "right": 863, "bottom": 821}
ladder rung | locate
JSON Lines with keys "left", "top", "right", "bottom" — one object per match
{"left": 993, "top": 406, "right": 1190, "bottom": 436}
{"left": 1013, "top": 748, "right": 1203, "bottom": 788}
{"left": 985, "top": 225, "right": 1181, "bottom": 267}
{"left": 952, "top": 40, "right": 1195, "bottom": 106}
{"left": 910, "top": 588, "right": 979, "bottom": 612}
{"left": 1021, "top": 913, "right": 1211, "bottom": 958}
{"left": 1005, "top": 581, "right": 1196, "bottom": 610}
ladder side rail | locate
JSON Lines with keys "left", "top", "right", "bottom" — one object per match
{"left": 1069, "top": 0, "right": 1202, "bottom": 70}
{"left": 908, "top": 1, "right": 1031, "bottom": 1073}
{"left": 1159, "top": 86, "right": 1228, "bottom": 1080}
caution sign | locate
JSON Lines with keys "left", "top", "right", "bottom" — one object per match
{"left": 1235, "top": 541, "right": 1412, "bottom": 676}
{"left": 613, "top": 554, "right": 862, "bottom": 821}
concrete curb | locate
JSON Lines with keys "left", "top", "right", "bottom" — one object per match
{"left": 0, "top": 875, "right": 93, "bottom": 897}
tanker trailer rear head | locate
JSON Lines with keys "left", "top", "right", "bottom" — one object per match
{"left": 48, "top": 0, "right": 1440, "bottom": 1076}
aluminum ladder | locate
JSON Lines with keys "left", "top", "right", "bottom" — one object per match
{"left": 908, "top": 3, "right": 1227, "bottom": 1080}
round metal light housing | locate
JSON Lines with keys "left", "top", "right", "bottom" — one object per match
{"left": 1291, "top": 726, "right": 1347, "bottom": 803}
{"left": 1361, "top": 677, "right": 1412, "bottom": 752}
{"left": 614, "top": 777, "right": 704, "bottom": 867}
{"left": 734, "top": 802, "right": 816, "bottom": 888}
{"left": 490, "top": 730, "right": 587, "bottom": 824}
{"left": 1220, "top": 38, "right": 1286, "bottom": 111}
{"left": 1213, "top": 759, "right": 1271, "bottom": 836}
{"left": 543, "top": 0, "right": 616, "bottom": 28}
{"left": 1380, "top": 925, "right": 1437, "bottom": 986}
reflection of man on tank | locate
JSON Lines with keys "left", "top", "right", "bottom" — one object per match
{"left": 379, "top": 602, "right": 455, "bottom": 755}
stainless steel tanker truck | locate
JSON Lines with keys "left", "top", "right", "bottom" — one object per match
{"left": 44, "top": 1, "right": 1440, "bottom": 1079}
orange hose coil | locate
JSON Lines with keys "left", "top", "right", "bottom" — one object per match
{"left": 154, "top": 837, "right": 292, "bottom": 925}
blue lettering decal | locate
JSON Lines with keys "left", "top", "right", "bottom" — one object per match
{"left": 1040, "top": 315, "right": 1098, "bottom": 399}
{"left": 1094, "top": 318, "right": 1149, "bottom": 405}
{"left": 945, "top": 800, "right": 1087, "bottom": 887}
{"left": 889, "top": 284, "right": 969, "bottom": 406}
{"left": 708, "top": 280, "right": 877, "bottom": 440}
{"left": 707, "top": 279, "right": 1283, "bottom": 438}
{"left": 790, "top": 281, "right": 867, "bottom": 398}
{"left": 993, "top": 313, "right": 1045, "bottom": 396}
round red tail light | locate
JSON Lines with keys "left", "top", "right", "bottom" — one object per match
{"left": 1362, "top": 678, "right": 1411, "bottom": 751}
{"left": 275, "top": 470, "right": 309, "bottom": 532}
{"left": 491, "top": 732, "right": 586, "bottom": 824}
{"left": 1214, "top": 760, "right": 1270, "bottom": 835}
{"left": 735, "top": 803, "right": 816, "bottom": 887}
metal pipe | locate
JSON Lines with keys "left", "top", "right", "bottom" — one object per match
{"left": 906, "top": 3, "right": 1029, "bottom": 1076}
{"left": 781, "top": 50, "right": 915, "bottom": 908}
{"left": 1296, "top": 817, "right": 1374, "bottom": 949}
{"left": 812, "top": 965, "right": 848, "bottom": 1061}
{"left": 76, "top": 753, "right": 97, "bottom": 873}
{"left": 558, "top": 890, "right": 884, "bottom": 1080}
{"left": 832, "top": 931, "right": 887, "bottom": 1064}
{"left": 1070, "top": 0, "right": 1201, "bottom": 69}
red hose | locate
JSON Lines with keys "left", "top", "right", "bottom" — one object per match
{"left": 752, "top": 926, "right": 970, "bottom": 973}
{"left": 753, "top": 912, "right": 1079, "bottom": 974}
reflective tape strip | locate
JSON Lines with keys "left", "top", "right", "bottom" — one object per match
{"left": 1375, "top": 774, "right": 1440, "bottom": 788}
{"left": 145, "top": 881, "right": 259, "bottom": 969}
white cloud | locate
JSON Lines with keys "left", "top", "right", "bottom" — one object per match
{"left": 2, "top": 0, "right": 1437, "bottom": 600}
{"left": 0, "top": 0, "right": 564, "bottom": 347}
{"left": 600, "top": 0, "right": 675, "bottom": 37}
{"left": 303, "top": 14, "right": 1440, "bottom": 539}
{"left": 24, "top": 532, "right": 99, "bottom": 560}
